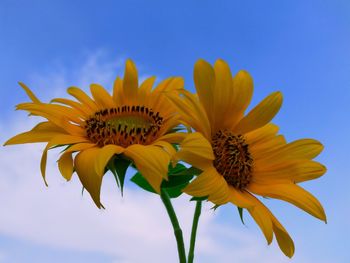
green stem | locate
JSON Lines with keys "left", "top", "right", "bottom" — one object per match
{"left": 188, "top": 201, "right": 202, "bottom": 263}
{"left": 160, "top": 189, "right": 187, "bottom": 263}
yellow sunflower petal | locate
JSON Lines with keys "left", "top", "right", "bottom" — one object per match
{"left": 166, "top": 91, "right": 211, "bottom": 139}
{"left": 175, "top": 132, "right": 214, "bottom": 170}
{"left": 47, "top": 134, "right": 89, "bottom": 148}
{"left": 227, "top": 187, "right": 255, "bottom": 208}
{"left": 194, "top": 59, "right": 215, "bottom": 127}
{"left": 163, "top": 77, "right": 184, "bottom": 92}
{"left": 90, "top": 84, "right": 116, "bottom": 109}
{"left": 4, "top": 131, "right": 59, "bottom": 145}
{"left": 260, "top": 139, "right": 324, "bottom": 161}
{"left": 151, "top": 77, "right": 184, "bottom": 113}
{"left": 271, "top": 216, "right": 295, "bottom": 258}
{"left": 246, "top": 194, "right": 294, "bottom": 256}
{"left": 243, "top": 193, "right": 273, "bottom": 244}
{"left": 40, "top": 144, "right": 49, "bottom": 186}
{"left": 112, "top": 77, "right": 124, "bottom": 105}
{"left": 157, "top": 116, "right": 181, "bottom": 137}
{"left": 153, "top": 77, "right": 183, "bottom": 94}
{"left": 51, "top": 98, "right": 91, "bottom": 117}
{"left": 17, "top": 103, "right": 83, "bottom": 125}
{"left": 75, "top": 147, "right": 103, "bottom": 208}
{"left": 248, "top": 183, "right": 326, "bottom": 222}
{"left": 249, "top": 135, "right": 286, "bottom": 158}
{"left": 281, "top": 139, "right": 324, "bottom": 159}
{"left": 294, "top": 161, "right": 326, "bottom": 183}
{"left": 212, "top": 59, "right": 234, "bottom": 131}
{"left": 14, "top": 103, "right": 85, "bottom": 136}
{"left": 18, "top": 82, "right": 41, "bottom": 103}
{"left": 58, "top": 152, "right": 74, "bottom": 181}
{"left": 156, "top": 132, "right": 187, "bottom": 144}
{"left": 32, "top": 121, "right": 65, "bottom": 133}
{"left": 152, "top": 141, "right": 176, "bottom": 157}
{"left": 184, "top": 166, "right": 229, "bottom": 205}
{"left": 234, "top": 91, "right": 283, "bottom": 134}
{"left": 64, "top": 142, "right": 97, "bottom": 153}
{"left": 95, "top": 145, "right": 124, "bottom": 175}
{"left": 245, "top": 123, "right": 280, "bottom": 146}
{"left": 67, "top": 87, "right": 98, "bottom": 112}
{"left": 231, "top": 70, "right": 254, "bottom": 120}
{"left": 252, "top": 160, "right": 326, "bottom": 184}
{"left": 181, "top": 91, "right": 210, "bottom": 130}
{"left": 123, "top": 59, "right": 138, "bottom": 103}
{"left": 124, "top": 144, "right": 170, "bottom": 192}
{"left": 4, "top": 121, "right": 67, "bottom": 145}
{"left": 39, "top": 135, "right": 90, "bottom": 185}
{"left": 138, "top": 76, "right": 155, "bottom": 105}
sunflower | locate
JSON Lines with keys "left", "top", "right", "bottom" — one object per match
{"left": 167, "top": 59, "right": 327, "bottom": 257}
{"left": 4, "top": 60, "right": 186, "bottom": 208}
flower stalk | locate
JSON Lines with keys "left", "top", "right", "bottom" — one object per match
{"left": 188, "top": 200, "right": 202, "bottom": 263}
{"left": 160, "top": 188, "right": 187, "bottom": 263}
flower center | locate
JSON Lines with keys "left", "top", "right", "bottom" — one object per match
{"left": 85, "top": 105, "right": 163, "bottom": 147}
{"left": 211, "top": 130, "right": 253, "bottom": 190}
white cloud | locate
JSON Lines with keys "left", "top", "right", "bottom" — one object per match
{"left": 0, "top": 251, "right": 5, "bottom": 263}
{"left": 0, "top": 51, "right": 302, "bottom": 263}
{"left": 25, "top": 49, "right": 125, "bottom": 100}
{"left": 0, "top": 138, "right": 293, "bottom": 262}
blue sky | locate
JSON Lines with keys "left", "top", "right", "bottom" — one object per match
{"left": 0, "top": 0, "right": 349, "bottom": 262}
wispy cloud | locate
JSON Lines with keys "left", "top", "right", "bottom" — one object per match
{"left": 26, "top": 49, "right": 125, "bottom": 100}
{"left": 0, "top": 251, "right": 5, "bottom": 262}
{"left": 0, "top": 51, "right": 301, "bottom": 263}
{"left": 0, "top": 138, "right": 293, "bottom": 262}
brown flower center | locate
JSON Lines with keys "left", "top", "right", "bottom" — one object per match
{"left": 85, "top": 105, "right": 163, "bottom": 147}
{"left": 211, "top": 130, "right": 253, "bottom": 190}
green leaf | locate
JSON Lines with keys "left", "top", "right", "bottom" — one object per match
{"left": 237, "top": 207, "right": 245, "bottom": 225}
{"left": 168, "top": 163, "right": 187, "bottom": 174}
{"left": 171, "top": 166, "right": 202, "bottom": 176}
{"left": 162, "top": 177, "right": 192, "bottom": 198}
{"left": 130, "top": 172, "right": 185, "bottom": 198}
{"left": 130, "top": 163, "right": 196, "bottom": 198}
{"left": 161, "top": 163, "right": 195, "bottom": 198}
{"left": 162, "top": 174, "right": 193, "bottom": 189}
{"left": 130, "top": 172, "right": 157, "bottom": 194}
{"left": 163, "top": 185, "right": 186, "bottom": 198}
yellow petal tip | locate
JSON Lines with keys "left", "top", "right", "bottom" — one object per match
{"left": 195, "top": 59, "right": 211, "bottom": 69}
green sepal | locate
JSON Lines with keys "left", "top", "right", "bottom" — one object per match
{"left": 108, "top": 155, "right": 131, "bottom": 196}
{"left": 211, "top": 204, "right": 221, "bottom": 211}
{"left": 107, "top": 163, "right": 119, "bottom": 188}
{"left": 190, "top": 195, "right": 208, "bottom": 202}
{"left": 237, "top": 207, "right": 245, "bottom": 225}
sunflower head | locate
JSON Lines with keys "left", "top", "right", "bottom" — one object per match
{"left": 168, "top": 59, "right": 327, "bottom": 258}
{"left": 4, "top": 59, "right": 185, "bottom": 208}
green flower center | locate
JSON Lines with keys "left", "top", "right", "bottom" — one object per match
{"left": 85, "top": 105, "right": 163, "bottom": 147}
{"left": 211, "top": 130, "right": 253, "bottom": 190}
